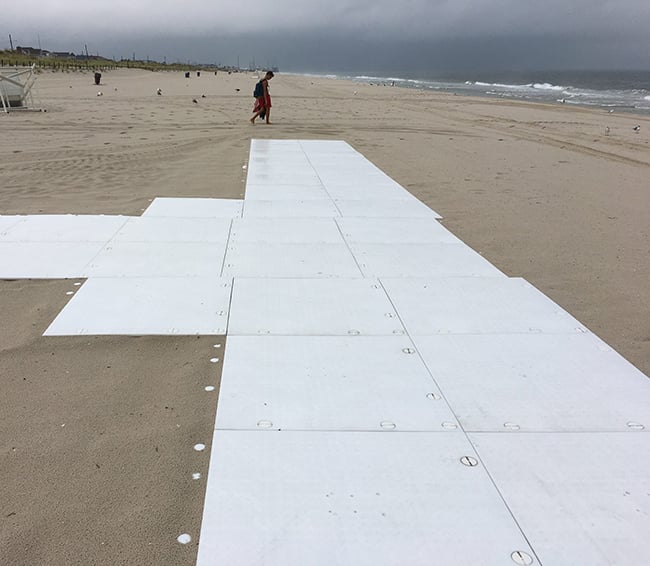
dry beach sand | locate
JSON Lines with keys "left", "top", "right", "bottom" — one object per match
{"left": 1, "top": 68, "right": 648, "bottom": 565}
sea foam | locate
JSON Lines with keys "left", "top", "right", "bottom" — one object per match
{"left": 531, "top": 83, "right": 566, "bottom": 91}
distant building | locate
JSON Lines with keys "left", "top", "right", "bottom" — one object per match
{"left": 16, "top": 46, "right": 50, "bottom": 57}
{"left": 51, "top": 51, "right": 76, "bottom": 59}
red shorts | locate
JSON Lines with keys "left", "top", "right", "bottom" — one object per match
{"left": 253, "top": 95, "right": 272, "bottom": 112}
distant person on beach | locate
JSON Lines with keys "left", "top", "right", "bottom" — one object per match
{"left": 250, "top": 71, "right": 274, "bottom": 124}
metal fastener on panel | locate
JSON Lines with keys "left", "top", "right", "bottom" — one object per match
{"left": 627, "top": 422, "right": 645, "bottom": 430}
{"left": 460, "top": 456, "right": 479, "bottom": 467}
{"left": 511, "top": 550, "right": 534, "bottom": 565}
{"left": 402, "top": 347, "right": 415, "bottom": 354}
{"left": 426, "top": 393, "right": 441, "bottom": 401}
{"left": 504, "top": 422, "right": 520, "bottom": 430}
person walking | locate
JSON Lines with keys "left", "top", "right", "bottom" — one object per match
{"left": 250, "top": 71, "right": 274, "bottom": 124}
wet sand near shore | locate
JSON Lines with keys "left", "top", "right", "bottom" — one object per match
{"left": 0, "top": 68, "right": 648, "bottom": 564}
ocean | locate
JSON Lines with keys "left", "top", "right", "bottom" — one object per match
{"left": 306, "top": 70, "right": 650, "bottom": 114}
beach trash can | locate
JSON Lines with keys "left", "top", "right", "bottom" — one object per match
{"left": 94, "top": 72, "right": 101, "bottom": 85}
{"left": 185, "top": 71, "right": 190, "bottom": 78}
{"left": 197, "top": 71, "right": 201, "bottom": 77}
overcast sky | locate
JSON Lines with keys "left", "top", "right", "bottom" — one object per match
{"left": 3, "top": 0, "right": 650, "bottom": 71}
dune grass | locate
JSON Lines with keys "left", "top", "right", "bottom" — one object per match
{"left": 0, "top": 50, "right": 219, "bottom": 72}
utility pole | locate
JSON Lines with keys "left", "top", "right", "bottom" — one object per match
{"left": 9, "top": 34, "right": 14, "bottom": 51}
{"left": 85, "top": 44, "right": 89, "bottom": 58}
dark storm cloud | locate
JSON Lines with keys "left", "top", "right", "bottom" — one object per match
{"left": 6, "top": 0, "right": 650, "bottom": 39}
{"left": 3, "top": 0, "right": 649, "bottom": 70}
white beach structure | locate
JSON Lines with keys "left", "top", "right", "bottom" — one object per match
{"left": 0, "top": 65, "right": 38, "bottom": 113}
{"left": 0, "top": 139, "right": 649, "bottom": 565}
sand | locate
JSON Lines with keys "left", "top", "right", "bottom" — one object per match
{"left": 0, "top": 68, "right": 648, "bottom": 564}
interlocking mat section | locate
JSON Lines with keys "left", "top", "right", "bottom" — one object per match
{"left": 1, "top": 139, "right": 649, "bottom": 565}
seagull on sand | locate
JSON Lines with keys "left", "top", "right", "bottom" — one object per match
{"left": 192, "top": 99, "right": 198, "bottom": 104}
{"left": 633, "top": 125, "right": 640, "bottom": 132}
{"left": 157, "top": 88, "right": 162, "bottom": 95}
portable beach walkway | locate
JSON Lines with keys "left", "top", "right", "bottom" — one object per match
{"left": 1, "top": 139, "right": 649, "bottom": 565}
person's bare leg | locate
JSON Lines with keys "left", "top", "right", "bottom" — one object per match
{"left": 265, "top": 108, "right": 271, "bottom": 124}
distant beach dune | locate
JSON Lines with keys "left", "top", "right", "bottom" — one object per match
{"left": 1, "top": 67, "right": 648, "bottom": 564}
